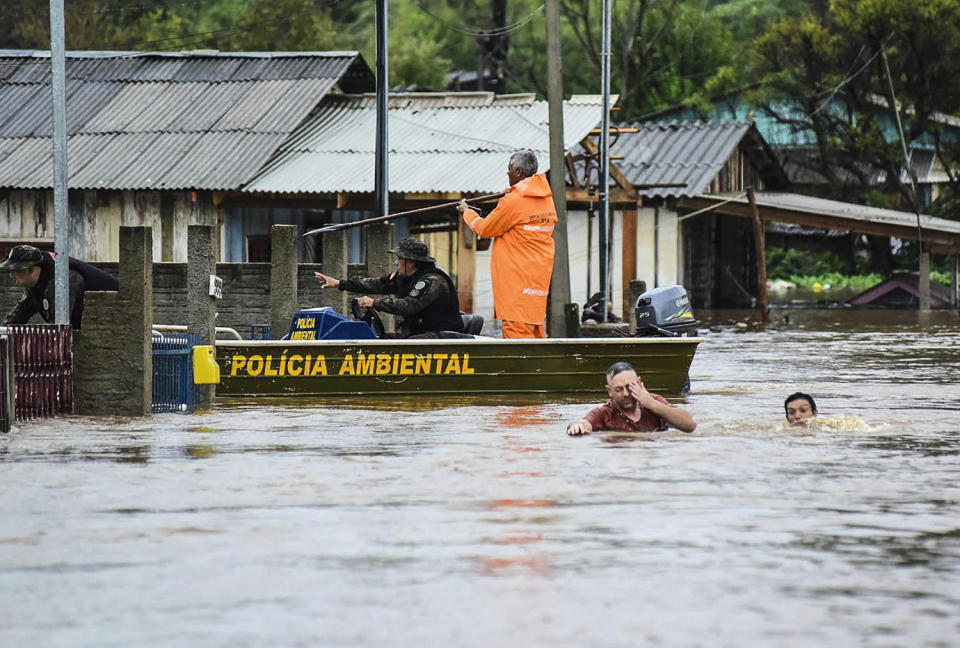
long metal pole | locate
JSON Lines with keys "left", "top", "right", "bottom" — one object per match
{"left": 375, "top": 0, "right": 389, "bottom": 219}
{"left": 302, "top": 192, "right": 504, "bottom": 237}
{"left": 50, "top": 0, "right": 69, "bottom": 324}
{"left": 598, "top": 0, "right": 611, "bottom": 322}
{"left": 546, "top": 0, "right": 571, "bottom": 336}
{"left": 881, "top": 45, "right": 928, "bottom": 310}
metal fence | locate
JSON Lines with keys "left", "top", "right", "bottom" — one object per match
{"left": 0, "top": 325, "right": 75, "bottom": 432}
{"left": 152, "top": 331, "right": 201, "bottom": 413}
{"left": 0, "top": 335, "right": 13, "bottom": 433}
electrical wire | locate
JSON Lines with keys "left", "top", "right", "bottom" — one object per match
{"left": 413, "top": 1, "right": 545, "bottom": 38}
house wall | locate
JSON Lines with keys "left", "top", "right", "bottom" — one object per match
{"left": 0, "top": 262, "right": 340, "bottom": 336}
{"left": 682, "top": 212, "right": 759, "bottom": 309}
{"left": 0, "top": 189, "right": 220, "bottom": 262}
{"left": 635, "top": 206, "right": 684, "bottom": 290}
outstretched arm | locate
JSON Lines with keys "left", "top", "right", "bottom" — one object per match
{"left": 458, "top": 195, "right": 519, "bottom": 238}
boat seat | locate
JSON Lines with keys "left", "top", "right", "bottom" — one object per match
{"left": 461, "top": 313, "right": 484, "bottom": 335}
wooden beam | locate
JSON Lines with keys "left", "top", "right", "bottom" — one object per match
{"left": 621, "top": 207, "right": 637, "bottom": 319}
{"left": 747, "top": 188, "right": 769, "bottom": 323}
{"left": 580, "top": 137, "right": 639, "bottom": 197}
{"left": 953, "top": 255, "right": 959, "bottom": 311}
{"left": 566, "top": 188, "right": 636, "bottom": 206}
{"left": 566, "top": 152, "right": 582, "bottom": 189}
{"left": 457, "top": 217, "right": 476, "bottom": 313}
{"left": 402, "top": 191, "right": 464, "bottom": 201}
{"left": 930, "top": 243, "right": 960, "bottom": 255}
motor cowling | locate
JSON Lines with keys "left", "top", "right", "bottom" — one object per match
{"left": 634, "top": 285, "right": 699, "bottom": 337}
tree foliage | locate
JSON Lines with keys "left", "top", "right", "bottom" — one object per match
{"left": 727, "top": 0, "right": 960, "bottom": 218}
{"left": 5, "top": 0, "right": 960, "bottom": 220}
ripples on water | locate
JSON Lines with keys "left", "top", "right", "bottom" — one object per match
{"left": 1, "top": 311, "right": 959, "bottom": 647}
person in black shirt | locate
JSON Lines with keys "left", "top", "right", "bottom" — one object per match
{"left": 314, "top": 237, "right": 464, "bottom": 337}
{"left": 1, "top": 244, "right": 119, "bottom": 330}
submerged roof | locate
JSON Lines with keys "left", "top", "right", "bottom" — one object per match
{"left": 848, "top": 273, "right": 953, "bottom": 309}
{"left": 608, "top": 120, "right": 790, "bottom": 198}
{"left": 0, "top": 50, "right": 374, "bottom": 190}
{"left": 244, "top": 93, "right": 607, "bottom": 194}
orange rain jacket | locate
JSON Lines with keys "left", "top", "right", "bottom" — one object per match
{"left": 462, "top": 173, "right": 558, "bottom": 324}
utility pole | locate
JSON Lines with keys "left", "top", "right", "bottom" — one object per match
{"left": 598, "top": 0, "right": 612, "bottom": 322}
{"left": 490, "top": 0, "right": 508, "bottom": 94}
{"left": 546, "top": 0, "right": 571, "bottom": 336}
{"left": 375, "top": 0, "right": 389, "bottom": 218}
{"left": 50, "top": 0, "right": 69, "bottom": 324}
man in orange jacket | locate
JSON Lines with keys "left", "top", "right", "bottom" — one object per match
{"left": 457, "top": 150, "right": 557, "bottom": 339}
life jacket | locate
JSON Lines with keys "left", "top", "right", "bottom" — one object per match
{"left": 28, "top": 252, "right": 119, "bottom": 328}
{"left": 396, "top": 265, "right": 464, "bottom": 335}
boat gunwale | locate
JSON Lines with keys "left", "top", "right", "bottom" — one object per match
{"left": 215, "top": 337, "right": 704, "bottom": 348}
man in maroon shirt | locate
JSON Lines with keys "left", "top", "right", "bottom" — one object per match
{"left": 566, "top": 362, "right": 697, "bottom": 435}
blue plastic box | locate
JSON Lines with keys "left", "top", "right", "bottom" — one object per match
{"left": 286, "top": 307, "right": 376, "bottom": 340}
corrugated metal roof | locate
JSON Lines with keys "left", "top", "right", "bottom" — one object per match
{"left": 610, "top": 121, "right": 755, "bottom": 198}
{"left": 0, "top": 50, "right": 374, "bottom": 190}
{"left": 708, "top": 191, "right": 960, "bottom": 236}
{"left": 245, "top": 94, "right": 605, "bottom": 194}
{"left": 782, "top": 147, "right": 950, "bottom": 186}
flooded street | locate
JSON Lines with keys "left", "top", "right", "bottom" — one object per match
{"left": 2, "top": 310, "right": 960, "bottom": 647}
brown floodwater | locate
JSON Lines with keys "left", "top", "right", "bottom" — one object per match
{"left": 1, "top": 309, "right": 959, "bottom": 646}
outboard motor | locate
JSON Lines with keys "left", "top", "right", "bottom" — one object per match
{"left": 634, "top": 285, "right": 699, "bottom": 337}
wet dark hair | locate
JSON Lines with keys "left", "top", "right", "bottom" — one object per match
{"left": 784, "top": 392, "right": 817, "bottom": 417}
{"left": 606, "top": 361, "right": 636, "bottom": 384}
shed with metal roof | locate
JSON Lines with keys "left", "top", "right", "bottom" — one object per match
{"left": 0, "top": 49, "right": 374, "bottom": 262}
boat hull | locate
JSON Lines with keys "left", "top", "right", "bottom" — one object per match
{"left": 215, "top": 337, "right": 701, "bottom": 397}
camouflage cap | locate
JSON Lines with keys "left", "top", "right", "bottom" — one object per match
{"left": 388, "top": 237, "right": 434, "bottom": 263}
{"left": 0, "top": 245, "right": 45, "bottom": 271}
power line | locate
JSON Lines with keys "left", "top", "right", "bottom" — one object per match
{"left": 413, "top": 1, "right": 545, "bottom": 38}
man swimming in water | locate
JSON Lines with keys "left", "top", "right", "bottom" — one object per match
{"left": 566, "top": 362, "right": 697, "bottom": 435}
{"left": 784, "top": 392, "right": 818, "bottom": 424}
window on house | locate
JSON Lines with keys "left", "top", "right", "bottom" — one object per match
{"left": 247, "top": 235, "right": 270, "bottom": 262}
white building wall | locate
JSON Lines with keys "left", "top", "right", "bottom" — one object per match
{"left": 474, "top": 246, "right": 494, "bottom": 320}
{"left": 636, "top": 206, "right": 656, "bottom": 289}
{"left": 656, "top": 208, "right": 680, "bottom": 287}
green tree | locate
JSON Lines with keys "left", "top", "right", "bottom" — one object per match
{"left": 736, "top": 0, "right": 960, "bottom": 219}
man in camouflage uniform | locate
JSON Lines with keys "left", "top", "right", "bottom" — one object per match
{"left": 315, "top": 237, "right": 464, "bottom": 337}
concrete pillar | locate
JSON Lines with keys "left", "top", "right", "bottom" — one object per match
{"left": 321, "top": 229, "right": 349, "bottom": 314}
{"left": 366, "top": 223, "right": 396, "bottom": 276}
{"left": 75, "top": 226, "right": 152, "bottom": 415}
{"left": 188, "top": 224, "right": 217, "bottom": 404}
{"left": 366, "top": 223, "right": 396, "bottom": 332}
{"left": 919, "top": 250, "right": 931, "bottom": 311}
{"left": 270, "top": 224, "right": 298, "bottom": 339}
